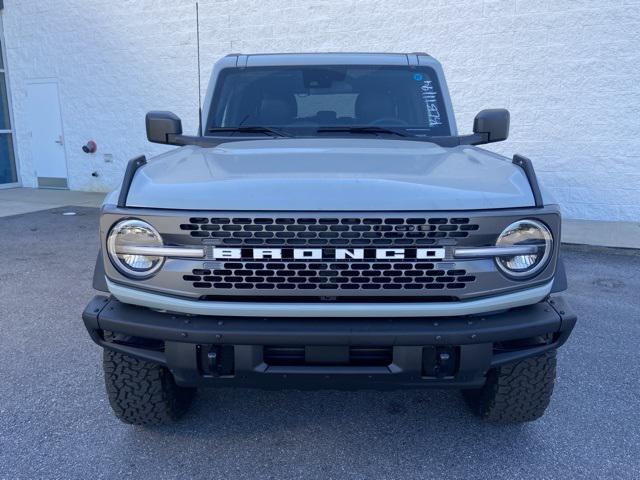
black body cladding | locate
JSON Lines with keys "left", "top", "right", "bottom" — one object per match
{"left": 513, "top": 154, "right": 544, "bottom": 208}
{"left": 117, "top": 155, "right": 146, "bottom": 208}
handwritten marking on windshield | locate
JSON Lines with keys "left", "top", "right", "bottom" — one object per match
{"left": 420, "top": 80, "right": 442, "bottom": 127}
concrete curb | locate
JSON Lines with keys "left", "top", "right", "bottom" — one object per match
{"left": 562, "top": 219, "right": 640, "bottom": 250}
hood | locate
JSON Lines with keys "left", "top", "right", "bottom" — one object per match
{"left": 123, "top": 138, "right": 535, "bottom": 211}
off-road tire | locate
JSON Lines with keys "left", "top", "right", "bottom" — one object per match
{"left": 103, "top": 348, "right": 196, "bottom": 426}
{"left": 463, "top": 350, "right": 556, "bottom": 423}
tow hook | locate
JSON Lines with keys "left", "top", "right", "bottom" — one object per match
{"left": 422, "top": 346, "right": 457, "bottom": 378}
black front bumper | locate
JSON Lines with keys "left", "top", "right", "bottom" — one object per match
{"left": 83, "top": 295, "right": 576, "bottom": 389}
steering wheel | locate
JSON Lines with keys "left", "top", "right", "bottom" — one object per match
{"left": 369, "top": 118, "right": 409, "bottom": 126}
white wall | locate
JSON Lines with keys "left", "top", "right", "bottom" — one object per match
{"left": 3, "top": 0, "right": 640, "bottom": 221}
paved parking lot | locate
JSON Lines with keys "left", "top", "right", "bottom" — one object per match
{"left": 1, "top": 207, "right": 638, "bottom": 479}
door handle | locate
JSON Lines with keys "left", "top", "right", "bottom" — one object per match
{"left": 55, "top": 136, "right": 64, "bottom": 145}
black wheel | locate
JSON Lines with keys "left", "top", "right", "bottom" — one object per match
{"left": 463, "top": 350, "right": 557, "bottom": 423}
{"left": 103, "top": 345, "right": 196, "bottom": 426}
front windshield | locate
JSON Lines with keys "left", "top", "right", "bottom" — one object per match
{"left": 206, "top": 65, "right": 451, "bottom": 136}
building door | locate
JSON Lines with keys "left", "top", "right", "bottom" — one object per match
{"left": 26, "top": 81, "right": 68, "bottom": 188}
{"left": 0, "top": 32, "right": 18, "bottom": 187}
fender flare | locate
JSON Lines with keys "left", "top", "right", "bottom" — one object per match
{"left": 92, "top": 249, "right": 109, "bottom": 293}
{"left": 551, "top": 255, "right": 568, "bottom": 293}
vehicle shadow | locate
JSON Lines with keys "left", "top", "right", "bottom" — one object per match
{"left": 134, "top": 386, "right": 534, "bottom": 444}
{"left": 118, "top": 386, "right": 553, "bottom": 479}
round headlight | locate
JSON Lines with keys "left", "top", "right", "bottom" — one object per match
{"left": 495, "top": 219, "right": 553, "bottom": 278}
{"left": 107, "top": 219, "right": 164, "bottom": 278}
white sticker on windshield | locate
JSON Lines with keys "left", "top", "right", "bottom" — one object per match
{"left": 419, "top": 79, "right": 442, "bottom": 127}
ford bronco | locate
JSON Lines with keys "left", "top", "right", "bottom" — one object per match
{"left": 83, "top": 53, "right": 576, "bottom": 425}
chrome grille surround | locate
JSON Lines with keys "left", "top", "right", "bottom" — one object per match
{"left": 100, "top": 207, "right": 561, "bottom": 301}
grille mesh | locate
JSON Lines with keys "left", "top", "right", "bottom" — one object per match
{"left": 183, "top": 261, "right": 476, "bottom": 291}
{"left": 180, "top": 216, "right": 479, "bottom": 246}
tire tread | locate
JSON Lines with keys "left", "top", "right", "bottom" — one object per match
{"left": 463, "top": 350, "right": 556, "bottom": 423}
{"left": 103, "top": 349, "right": 195, "bottom": 426}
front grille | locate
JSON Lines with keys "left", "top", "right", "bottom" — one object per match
{"left": 180, "top": 216, "right": 479, "bottom": 246}
{"left": 183, "top": 261, "right": 476, "bottom": 291}
{"left": 103, "top": 208, "right": 560, "bottom": 301}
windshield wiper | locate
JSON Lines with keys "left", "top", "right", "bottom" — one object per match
{"left": 316, "top": 126, "right": 409, "bottom": 137}
{"left": 207, "top": 126, "right": 292, "bottom": 137}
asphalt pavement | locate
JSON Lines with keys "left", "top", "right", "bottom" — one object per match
{"left": 0, "top": 207, "right": 638, "bottom": 480}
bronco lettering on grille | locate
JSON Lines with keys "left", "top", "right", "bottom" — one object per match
{"left": 212, "top": 248, "right": 446, "bottom": 260}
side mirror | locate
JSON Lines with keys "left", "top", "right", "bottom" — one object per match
{"left": 146, "top": 111, "right": 182, "bottom": 144}
{"left": 472, "top": 108, "right": 509, "bottom": 144}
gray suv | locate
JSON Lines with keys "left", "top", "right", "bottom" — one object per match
{"left": 83, "top": 53, "right": 576, "bottom": 425}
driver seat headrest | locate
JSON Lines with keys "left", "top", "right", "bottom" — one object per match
{"left": 258, "top": 91, "right": 297, "bottom": 125}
